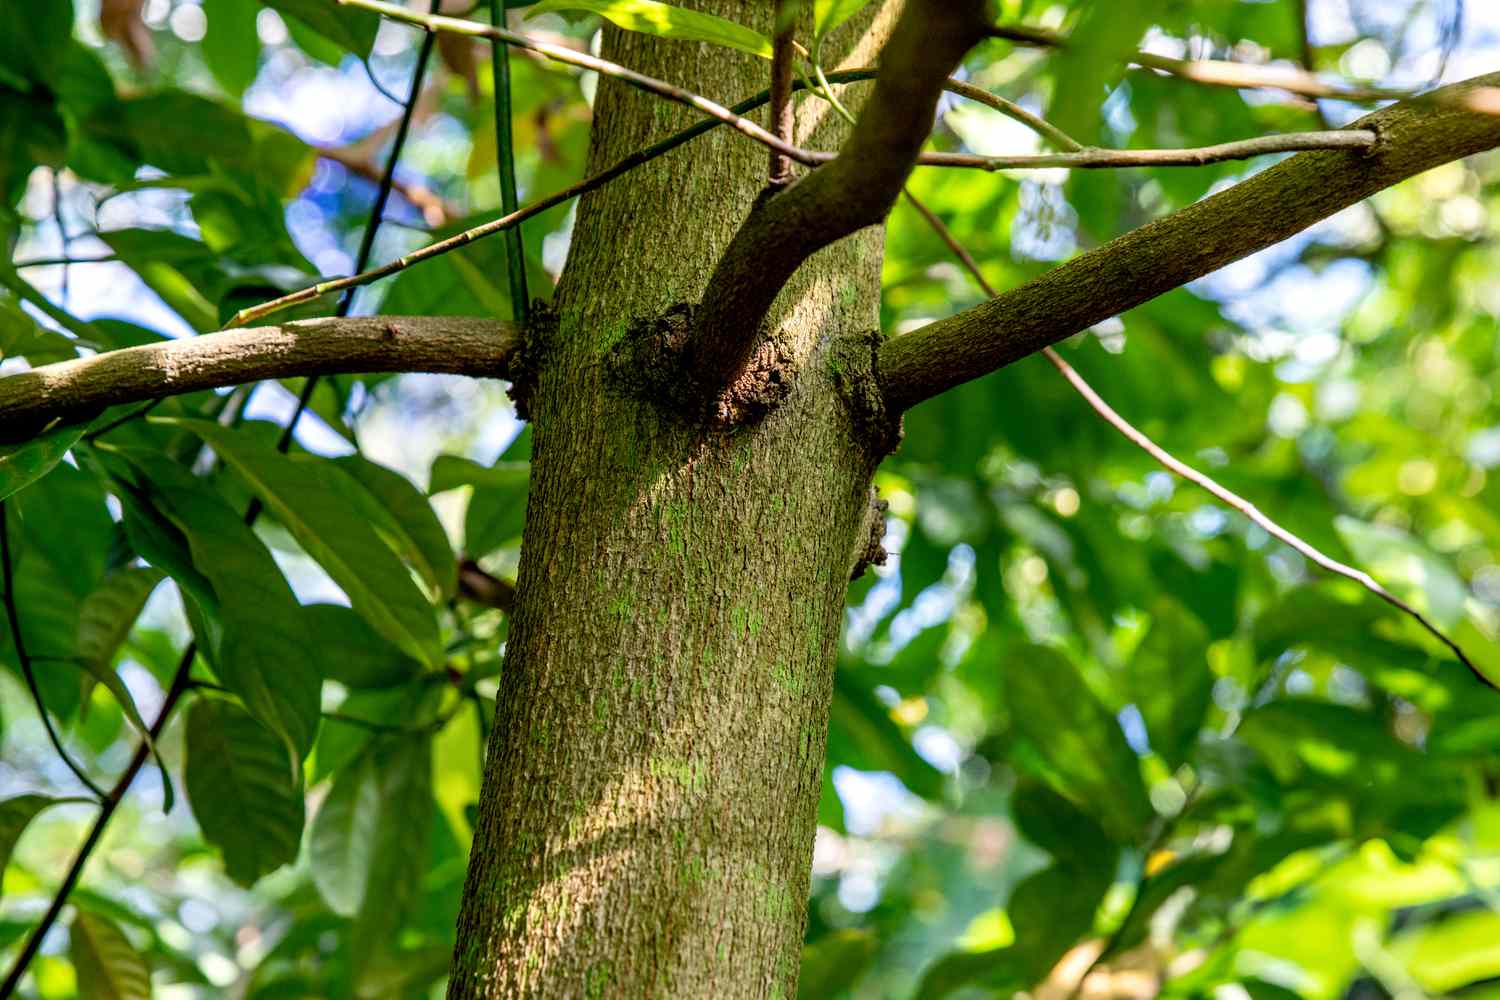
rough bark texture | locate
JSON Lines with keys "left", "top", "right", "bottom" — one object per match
{"left": 449, "top": 4, "right": 899, "bottom": 997}
{"left": 0, "top": 316, "right": 514, "bottom": 440}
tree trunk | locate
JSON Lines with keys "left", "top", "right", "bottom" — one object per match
{"left": 449, "top": 4, "right": 901, "bottom": 996}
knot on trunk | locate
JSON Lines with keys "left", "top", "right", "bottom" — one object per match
{"left": 851, "top": 487, "right": 890, "bottom": 580}
{"left": 504, "top": 299, "right": 558, "bottom": 421}
{"left": 830, "top": 330, "right": 902, "bottom": 459}
{"left": 607, "top": 303, "right": 794, "bottom": 426}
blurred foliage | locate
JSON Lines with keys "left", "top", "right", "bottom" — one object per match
{"left": 0, "top": 0, "right": 1498, "bottom": 997}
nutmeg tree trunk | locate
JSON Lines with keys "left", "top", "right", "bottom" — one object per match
{"left": 449, "top": 4, "right": 901, "bottom": 996}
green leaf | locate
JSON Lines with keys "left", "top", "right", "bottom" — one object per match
{"left": 263, "top": 0, "right": 381, "bottom": 58}
{"left": 69, "top": 909, "right": 151, "bottom": 1000}
{"left": 301, "top": 604, "right": 423, "bottom": 690}
{"left": 527, "top": 0, "right": 772, "bottom": 58}
{"left": 1047, "top": 0, "right": 1162, "bottom": 144}
{"left": 430, "top": 456, "right": 529, "bottom": 558}
{"left": 0, "top": 293, "right": 77, "bottom": 364}
{"left": 309, "top": 733, "right": 433, "bottom": 964}
{"left": 107, "top": 447, "right": 322, "bottom": 761}
{"left": 74, "top": 567, "right": 174, "bottom": 811}
{"left": 799, "top": 929, "right": 878, "bottom": 998}
{"left": 202, "top": 0, "right": 264, "bottom": 97}
{"left": 0, "top": 795, "right": 89, "bottom": 900}
{"left": 1128, "top": 597, "right": 1213, "bottom": 768}
{"left": 185, "top": 698, "right": 306, "bottom": 886}
{"left": 77, "top": 567, "right": 163, "bottom": 676}
{"left": 1005, "top": 644, "right": 1153, "bottom": 842}
{"left": 828, "top": 671, "right": 944, "bottom": 800}
{"left": 0, "top": 422, "right": 86, "bottom": 503}
{"left": 1010, "top": 781, "right": 1116, "bottom": 878}
{"left": 814, "top": 0, "right": 874, "bottom": 38}
{"left": 0, "top": 0, "right": 73, "bottom": 85}
{"left": 1334, "top": 515, "right": 1467, "bottom": 628}
{"left": 164, "top": 420, "right": 443, "bottom": 667}
{"left": 1390, "top": 909, "right": 1500, "bottom": 993}
{"left": 333, "top": 456, "right": 456, "bottom": 600}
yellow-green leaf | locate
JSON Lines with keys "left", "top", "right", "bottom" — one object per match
{"left": 528, "top": 0, "right": 772, "bottom": 58}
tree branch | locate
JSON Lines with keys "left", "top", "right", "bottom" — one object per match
{"left": 689, "top": 0, "right": 992, "bottom": 408}
{"left": 0, "top": 316, "right": 515, "bottom": 441}
{"left": 458, "top": 558, "right": 516, "bottom": 614}
{"left": 879, "top": 71, "right": 1500, "bottom": 413}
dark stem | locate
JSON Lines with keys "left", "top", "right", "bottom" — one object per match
{"left": 489, "top": 0, "right": 529, "bottom": 328}
{"left": 0, "top": 502, "right": 107, "bottom": 800}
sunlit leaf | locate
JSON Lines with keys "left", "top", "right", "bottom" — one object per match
{"left": 0, "top": 423, "right": 85, "bottom": 503}
{"left": 527, "top": 0, "right": 772, "bottom": 58}
{"left": 0, "top": 795, "right": 89, "bottom": 900}
{"left": 70, "top": 909, "right": 151, "bottom": 1000}
{"left": 165, "top": 419, "right": 443, "bottom": 668}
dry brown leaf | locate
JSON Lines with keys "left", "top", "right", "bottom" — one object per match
{"left": 100, "top": 0, "right": 155, "bottom": 70}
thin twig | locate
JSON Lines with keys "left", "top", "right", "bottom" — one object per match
{"left": 768, "top": 0, "right": 797, "bottom": 185}
{"left": 230, "top": 65, "right": 1370, "bottom": 329}
{"left": 901, "top": 189, "right": 1491, "bottom": 690}
{"left": 808, "top": 129, "right": 1378, "bottom": 169}
{"left": 11, "top": 254, "right": 119, "bottom": 269}
{"left": 334, "top": 0, "right": 810, "bottom": 164}
{"left": 0, "top": 503, "right": 107, "bottom": 800}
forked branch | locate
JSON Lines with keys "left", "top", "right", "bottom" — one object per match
{"left": 689, "top": 0, "right": 992, "bottom": 404}
{"left": 879, "top": 71, "right": 1500, "bottom": 412}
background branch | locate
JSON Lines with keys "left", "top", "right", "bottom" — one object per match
{"left": 879, "top": 71, "right": 1500, "bottom": 413}
{"left": 0, "top": 316, "right": 515, "bottom": 440}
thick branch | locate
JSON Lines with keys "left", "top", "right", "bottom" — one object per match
{"left": 879, "top": 71, "right": 1500, "bottom": 413}
{"left": 689, "top": 0, "right": 992, "bottom": 405}
{"left": 0, "top": 316, "right": 515, "bottom": 439}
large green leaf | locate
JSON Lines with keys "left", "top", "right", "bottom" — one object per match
{"left": 814, "top": 0, "right": 874, "bottom": 38}
{"left": 185, "top": 698, "right": 306, "bottom": 886}
{"left": 0, "top": 423, "right": 85, "bottom": 503}
{"left": 69, "top": 910, "right": 151, "bottom": 1000}
{"left": 202, "top": 0, "right": 262, "bottom": 97}
{"left": 263, "top": 0, "right": 381, "bottom": 58}
{"left": 77, "top": 567, "right": 163, "bottom": 676}
{"left": 165, "top": 420, "right": 443, "bottom": 667}
{"left": 309, "top": 733, "right": 433, "bottom": 965}
{"left": 527, "top": 0, "right": 772, "bottom": 58}
{"left": 333, "top": 455, "right": 456, "bottom": 600}
{"left": 0, "top": 0, "right": 73, "bottom": 85}
{"left": 0, "top": 795, "right": 89, "bottom": 899}
{"left": 1005, "top": 644, "right": 1153, "bottom": 842}
{"left": 1128, "top": 597, "right": 1213, "bottom": 769}
{"left": 430, "top": 456, "right": 530, "bottom": 559}
{"left": 107, "top": 447, "right": 322, "bottom": 761}
{"left": 301, "top": 603, "right": 423, "bottom": 690}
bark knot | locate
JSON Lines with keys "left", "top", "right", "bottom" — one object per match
{"left": 606, "top": 302, "right": 794, "bottom": 427}
{"left": 505, "top": 299, "right": 558, "bottom": 421}
{"left": 851, "top": 486, "right": 890, "bottom": 581}
{"left": 830, "top": 330, "right": 902, "bottom": 459}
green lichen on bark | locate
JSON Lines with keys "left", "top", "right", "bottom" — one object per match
{"left": 447, "top": 4, "right": 898, "bottom": 998}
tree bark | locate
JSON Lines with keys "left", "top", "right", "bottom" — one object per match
{"left": 448, "top": 4, "right": 899, "bottom": 997}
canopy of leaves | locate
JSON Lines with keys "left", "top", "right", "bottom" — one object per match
{"left": 0, "top": 0, "right": 1497, "bottom": 998}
